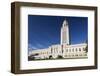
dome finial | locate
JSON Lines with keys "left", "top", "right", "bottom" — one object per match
{"left": 62, "top": 18, "right": 68, "bottom": 27}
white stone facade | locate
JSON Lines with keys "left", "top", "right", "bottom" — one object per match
{"left": 29, "top": 19, "right": 87, "bottom": 60}
{"left": 29, "top": 43, "right": 87, "bottom": 59}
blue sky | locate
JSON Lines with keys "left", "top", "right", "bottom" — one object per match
{"left": 28, "top": 15, "right": 88, "bottom": 51}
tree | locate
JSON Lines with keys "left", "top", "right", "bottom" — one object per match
{"left": 85, "top": 45, "right": 88, "bottom": 53}
{"left": 85, "top": 40, "right": 88, "bottom": 53}
{"left": 28, "top": 55, "right": 35, "bottom": 60}
{"left": 49, "top": 55, "right": 53, "bottom": 59}
{"left": 57, "top": 55, "right": 63, "bottom": 59}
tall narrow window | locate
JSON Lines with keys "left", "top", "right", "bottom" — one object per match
{"left": 72, "top": 48, "right": 74, "bottom": 52}
{"left": 83, "top": 48, "right": 85, "bottom": 51}
{"left": 76, "top": 48, "right": 77, "bottom": 52}
{"left": 51, "top": 48, "right": 52, "bottom": 54}
{"left": 79, "top": 48, "right": 81, "bottom": 51}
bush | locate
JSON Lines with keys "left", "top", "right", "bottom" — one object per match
{"left": 57, "top": 55, "right": 63, "bottom": 59}
{"left": 28, "top": 56, "right": 35, "bottom": 60}
{"left": 49, "top": 55, "right": 53, "bottom": 59}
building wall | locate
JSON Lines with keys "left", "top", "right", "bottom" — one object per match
{"left": 29, "top": 43, "right": 87, "bottom": 60}
{"left": 62, "top": 43, "right": 87, "bottom": 58}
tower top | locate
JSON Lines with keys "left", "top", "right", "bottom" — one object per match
{"left": 62, "top": 19, "right": 68, "bottom": 27}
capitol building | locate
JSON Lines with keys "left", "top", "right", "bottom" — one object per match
{"left": 28, "top": 19, "right": 88, "bottom": 60}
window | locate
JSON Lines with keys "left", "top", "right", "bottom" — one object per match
{"left": 83, "top": 48, "right": 85, "bottom": 51}
{"left": 75, "top": 54, "right": 78, "bottom": 56}
{"left": 76, "top": 48, "right": 78, "bottom": 51}
{"left": 72, "top": 48, "right": 74, "bottom": 52}
{"left": 56, "top": 48, "right": 58, "bottom": 53}
{"left": 62, "top": 49, "right": 64, "bottom": 53}
{"left": 51, "top": 48, "right": 52, "bottom": 53}
{"left": 79, "top": 48, "right": 81, "bottom": 51}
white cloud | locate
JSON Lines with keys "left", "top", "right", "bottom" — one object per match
{"left": 36, "top": 43, "right": 44, "bottom": 48}
{"left": 28, "top": 43, "right": 38, "bottom": 51}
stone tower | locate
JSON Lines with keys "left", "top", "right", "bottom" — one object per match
{"left": 61, "top": 19, "right": 69, "bottom": 45}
